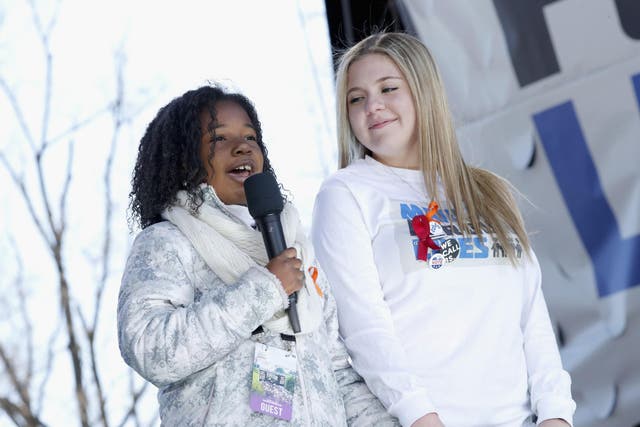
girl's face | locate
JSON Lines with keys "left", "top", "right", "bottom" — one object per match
{"left": 200, "top": 100, "right": 264, "bottom": 205}
{"left": 346, "top": 53, "right": 419, "bottom": 169}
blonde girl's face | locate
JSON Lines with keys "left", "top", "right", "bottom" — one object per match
{"left": 346, "top": 53, "right": 419, "bottom": 169}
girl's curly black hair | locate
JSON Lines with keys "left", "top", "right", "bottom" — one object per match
{"left": 129, "top": 85, "right": 277, "bottom": 230}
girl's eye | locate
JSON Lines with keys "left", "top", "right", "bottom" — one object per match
{"left": 246, "top": 135, "right": 257, "bottom": 141}
{"left": 349, "top": 96, "right": 364, "bottom": 105}
{"left": 382, "top": 87, "right": 398, "bottom": 94}
{"left": 213, "top": 135, "right": 226, "bottom": 142}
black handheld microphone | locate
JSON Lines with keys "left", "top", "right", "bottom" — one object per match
{"left": 244, "top": 172, "right": 301, "bottom": 333}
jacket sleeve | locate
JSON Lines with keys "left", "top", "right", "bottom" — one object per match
{"left": 311, "top": 181, "right": 435, "bottom": 427}
{"left": 117, "top": 224, "right": 287, "bottom": 388}
{"left": 521, "top": 252, "right": 576, "bottom": 426}
{"left": 315, "top": 262, "right": 400, "bottom": 427}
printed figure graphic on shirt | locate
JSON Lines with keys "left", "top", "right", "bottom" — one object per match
{"left": 493, "top": 241, "right": 505, "bottom": 258}
{"left": 311, "top": 32, "right": 576, "bottom": 427}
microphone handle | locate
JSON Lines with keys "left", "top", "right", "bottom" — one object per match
{"left": 287, "top": 292, "right": 301, "bottom": 333}
{"left": 257, "top": 214, "right": 301, "bottom": 333}
{"left": 259, "top": 214, "right": 287, "bottom": 259}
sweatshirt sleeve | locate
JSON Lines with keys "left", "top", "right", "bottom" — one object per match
{"left": 521, "top": 252, "right": 576, "bottom": 426}
{"left": 311, "top": 180, "right": 436, "bottom": 427}
{"left": 117, "top": 224, "right": 287, "bottom": 388}
{"left": 315, "top": 261, "right": 400, "bottom": 427}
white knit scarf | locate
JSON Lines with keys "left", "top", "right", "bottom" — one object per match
{"left": 161, "top": 185, "right": 323, "bottom": 336}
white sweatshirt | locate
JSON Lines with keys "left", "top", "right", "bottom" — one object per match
{"left": 311, "top": 156, "right": 575, "bottom": 427}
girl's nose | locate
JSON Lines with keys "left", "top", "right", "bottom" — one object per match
{"left": 232, "top": 139, "right": 254, "bottom": 155}
{"left": 365, "top": 95, "right": 384, "bottom": 114}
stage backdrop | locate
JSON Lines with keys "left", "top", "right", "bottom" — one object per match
{"left": 400, "top": 0, "right": 640, "bottom": 425}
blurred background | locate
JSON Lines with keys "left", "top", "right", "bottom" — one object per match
{"left": 1, "top": 0, "right": 638, "bottom": 426}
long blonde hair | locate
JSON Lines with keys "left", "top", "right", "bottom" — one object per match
{"left": 335, "top": 32, "right": 530, "bottom": 261}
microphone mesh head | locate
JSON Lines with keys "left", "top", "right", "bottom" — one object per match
{"left": 243, "top": 172, "right": 284, "bottom": 218}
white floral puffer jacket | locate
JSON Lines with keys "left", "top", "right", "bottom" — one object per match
{"left": 118, "top": 217, "right": 399, "bottom": 427}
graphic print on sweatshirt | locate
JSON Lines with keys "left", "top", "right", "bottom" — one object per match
{"left": 387, "top": 200, "right": 524, "bottom": 274}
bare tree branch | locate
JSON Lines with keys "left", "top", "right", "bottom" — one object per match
{"left": 34, "top": 158, "right": 57, "bottom": 249}
{"left": 1, "top": 3, "right": 154, "bottom": 426}
{"left": 0, "top": 395, "right": 48, "bottom": 427}
{"left": 77, "top": 49, "right": 126, "bottom": 427}
{"left": 0, "top": 78, "right": 36, "bottom": 151}
{"left": 35, "top": 320, "right": 62, "bottom": 414}
{"left": 32, "top": 74, "right": 57, "bottom": 244}
{"left": 38, "top": 50, "right": 53, "bottom": 155}
{"left": 0, "top": 396, "right": 23, "bottom": 427}
{"left": 48, "top": 106, "right": 111, "bottom": 146}
{"left": 58, "top": 139, "right": 74, "bottom": 234}
{"left": 9, "top": 237, "right": 34, "bottom": 387}
{"left": 0, "top": 237, "right": 47, "bottom": 427}
{"left": 0, "top": 346, "right": 45, "bottom": 426}
{"left": 58, "top": 267, "right": 89, "bottom": 427}
{"left": 26, "top": 0, "right": 54, "bottom": 154}
{"left": 44, "top": 0, "right": 62, "bottom": 38}
{"left": 1, "top": 113, "right": 89, "bottom": 426}
{"left": 26, "top": 0, "right": 45, "bottom": 41}
{"left": 0, "top": 397, "right": 47, "bottom": 427}
{"left": 0, "top": 154, "right": 52, "bottom": 248}
{"left": 0, "top": 345, "right": 30, "bottom": 415}
{"left": 18, "top": 3, "right": 92, "bottom": 426}
{"left": 116, "top": 375, "right": 149, "bottom": 427}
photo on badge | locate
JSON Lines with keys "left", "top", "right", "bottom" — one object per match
{"left": 250, "top": 343, "right": 297, "bottom": 421}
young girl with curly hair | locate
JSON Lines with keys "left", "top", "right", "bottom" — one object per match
{"left": 118, "top": 84, "right": 398, "bottom": 426}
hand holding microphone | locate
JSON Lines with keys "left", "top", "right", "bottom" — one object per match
{"left": 244, "top": 172, "right": 302, "bottom": 333}
{"left": 265, "top": 247, "right": 304, "bottom": 295}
